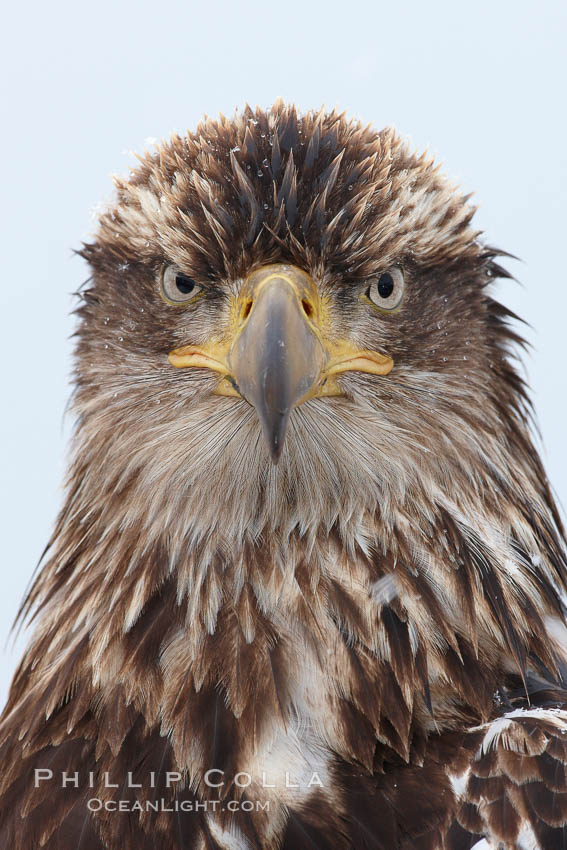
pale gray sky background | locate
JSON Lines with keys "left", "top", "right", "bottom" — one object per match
{"left": 1, "top": 0, "right": 565, "bottom": 706}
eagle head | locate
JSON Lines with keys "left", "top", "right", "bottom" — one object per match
{"left": 77, "top": 101, "right": 522, "bottom": 547}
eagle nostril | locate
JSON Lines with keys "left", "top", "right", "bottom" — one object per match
{"left": 301, "top": 299, "right": 314, "bottom": 320}
{"left": 242, "top": 299, "right": 253, "bottom": 320}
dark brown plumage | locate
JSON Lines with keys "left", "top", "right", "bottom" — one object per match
{"left": 1, "top": 101, "right": 566, "bottom": 849}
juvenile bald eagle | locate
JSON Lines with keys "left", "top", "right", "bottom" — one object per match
{"left": 1, "top": 102, "right": 566, "bottom": 850}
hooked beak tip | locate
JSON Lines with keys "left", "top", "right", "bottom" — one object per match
{"left": 270, "top": 442, "right": 283, "bottom": 464}
{"left": 264, "top": 412, "right": 289, "bottom": 464}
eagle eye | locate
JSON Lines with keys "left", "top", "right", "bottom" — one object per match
{"left": 160, "top": 264, "right": 203, "bottom": 305}
{"left": 366, "top": 268, "right": 405, "bottom": 312}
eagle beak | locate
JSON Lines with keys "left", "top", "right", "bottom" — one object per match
{"left": 168, "top": 264, "right": 393, "bottom": 462}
